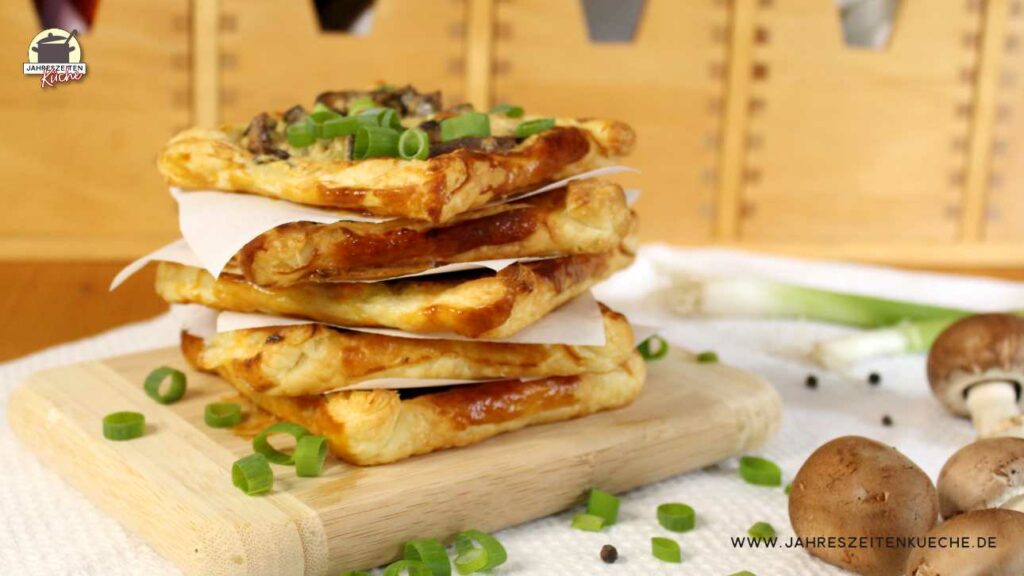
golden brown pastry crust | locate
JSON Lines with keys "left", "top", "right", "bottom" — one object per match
{"left": 184, "top": 304, "right": 635, "bottom": 396}
{"left": 159, "top": 117, "right": 635, "bottom": 224}
{"left": 235, "top": 178, "right": 635, "bottom": 286}
{"left": 156, "top": 242, "right": 635, "bottom": 339}
{"left": 183, "top": 331, "right": 645, "bottom": 466}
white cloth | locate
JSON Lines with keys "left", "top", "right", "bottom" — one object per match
{"left": 3, "top": 244, "right": 1021, "bottom": 575}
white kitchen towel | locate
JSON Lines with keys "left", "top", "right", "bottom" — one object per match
{"left": 2, "top": 244, "right": 1017, "bottom": 575}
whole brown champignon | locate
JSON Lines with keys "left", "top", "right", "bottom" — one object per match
{"left": 905, "top": 509, "right": 1024, "bottom": 576}
{"left": 937, "top": 437, "right": 1024, "bottom": 519}
{"left": 789, "top": 436, "right": 939, "bottom": 576}
{"left": 927, "top": 314, "right": 1024, "bottom": 438}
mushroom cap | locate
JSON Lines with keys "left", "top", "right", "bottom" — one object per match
{"left": 789, "top": 436, "right": 939, "bottom": 576}
{"left": 905, "top": 509, "right": 1024, "bottom": 576}
{"left": 926, "top": 314, "right": 1024, "bottom": 417}
{"left": 937, "top": 437, "right": 1024, "bottom": 519}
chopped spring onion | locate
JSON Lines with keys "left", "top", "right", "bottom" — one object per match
{"left": 586, "top": 488, "right": 620, "bottom": 525}
{"left": 232, "top": 453, "right": 273, "bottom": 495}
{"left": 102, "top": 411, "right": 145, "bottom": 441}
{"left": 341, "top": 572, "right": 371, "bottom": 576}
{"left": 359, "top": 107, "right": 402, "bottom": 129}
{"left": 490, "top": 103, "right": 524, "bottom": 118}
{"left": 665, "top": 276, "right": 968, "bottom": 328}
{"left": 204, "top": 402, "right": 242, "bottom": 428}
{"left": 570, "top": 513, "right": 605, "bottom": 532}
{"left": 353, "top": 126, "right": 401, "bottom": 159}
{"left": 403, "top": 538, "right": 451, "bottom": 576}
{"left": 320, "top": 116, "right": 361, "bottom": 139}
{"left": 382, "top": 559, "right": 430, "bottom": 576}
{"left": 287, "top": 122, "right": 316, "bottom": 148}
{"left": 144, "top": 366, "right": 187, "bottom": 404}
{"left": 739, "top": 456, "right": 782, "bottom": 487}
{"left": 399, "top": 128, "right": 430, "bottom": 160}
{"left": 784, "top": 482, "right": 793, "bottom": 495}
{"left": 695, "top": 350, "right": 719, "bottom": 364}
{"left": 453, "top": 548, "right": 487, "bottom": 574}
{"left": 309, "top": 107, "right": 341, "bottom": 126}
{"left": 730, "top": 572, "right": 757, "bottom": 576}
{"left": 294, "top": 435, "right": 328, "bottom": 477}
{"left": 651, "top": 537, "right": 682, "bottom": 563}
{"left": 637, "top": 336, "right": 669, "bottom": 362}
{"left": 347, "top": 96, "right": 375, "bottom": 116}
{"left": 514, "top": 118, "right": 555, "bottom": 138}
{"left": 657, "top": 503, "right": 696, "bottom": 532}
{"left": 440, "top": 112, "right": 491, "bottom": 142}
{"left": 748, "top": 521, "right": 776, "bottom": 541}
{"left": 454, "top": 529, "right": 507, "bottom": 574}
{"left": 312, "top": 101, "right": 336, "bottom": 115}
{"left": 253, "top": 421, "right": 310, "bottom": 465}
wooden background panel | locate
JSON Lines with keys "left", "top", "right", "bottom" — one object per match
{"left": 492, "top": 0, "right": 726, "bottom": 244}
{"left": 219, "top": 0, "right": 467, "bottom": 124}
{"left": 737, "top": 0, "right": 980, "bottom": 243}
{"left": 985, "top": 0, "right": 1024, "bottom": 241}
{"left": 0, "top": 0, "right": 188, "bottom": 260}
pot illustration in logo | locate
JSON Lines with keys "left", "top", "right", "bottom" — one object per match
{"left": 23, "top": 28, "right": 87, "bottom": 88}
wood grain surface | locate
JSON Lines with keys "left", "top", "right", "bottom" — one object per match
{"left": 7, "top": 346, "right": 782, "bottom": 575}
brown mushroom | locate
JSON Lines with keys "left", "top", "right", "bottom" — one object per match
{"left": 927, "top": 314, "right": 1024, "bottom": 438}
{"left": 789, "top": 436, "right": 939, "bottom": 576}
{"left": 905, "top": 509, "right": 1024, "bottom": 576}
{"left": 937, "top": 437, "right": 1024, "bottom": 519}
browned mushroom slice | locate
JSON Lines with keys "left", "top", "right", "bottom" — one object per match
{"left": 927, "top": 313, "right": 1024, "bottom": 438}
{"left": 788, "top": 436, "right": 939, "bottom": 576}
{"left": 905, "top": 509, "right": 1024, "bottom": 576}
{"left": 937, "top": 437, "right": 1024, "bottom": 519}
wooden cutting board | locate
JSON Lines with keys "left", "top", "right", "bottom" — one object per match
{"left": 8, "top": 346, "right": 781, "bottom": 575}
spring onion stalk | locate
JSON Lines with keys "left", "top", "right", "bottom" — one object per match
{"left": 399, "top": 128, "right": 430, "bottom": 160}
{"left": 454, "top": 529, "right": 506, "bottom": 574}
{"left": 570, "top": 513, "right": 605, "bottom": 532}
{"left": 651, "top": 537, "right": 682, "bottom": 563}
{"left": 353, "top": 126, "right": 401, "bottom": 159}
{"left": 204, "top": 402, "right": 242, "bottom": 428}
{"left": 748, "top": 521, "right": 776, "bottom": 541}
{"left": 403, "top": 538, "right": 451, "bottom": 576}
{"left": 812, "top": 316, "right": 961, "bottom": 368}
{"left": 657, "top": 503, "right": 696, "bottom": 532}
{"left": 253, "top": 421, "right": 310, "bottom": 465}
{"left": 103, "top": 411, "right": 146, "bottom": 441}
{"left": 739, "top": 456, "right": 782, "bottom": 487}
{"left": 666, "top": 276, "right": 968, "bottom": 327}
{"left": 144, "top": 366, "right": 187, "bottom": 404}
{"left": 586, "top": 488, "right": 620, "bottom": 525}
{"left": 232, "top": 453, "right": 273, "bottom": 495}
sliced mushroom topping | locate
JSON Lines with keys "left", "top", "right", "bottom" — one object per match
{"left": 282, "top": 104, "right": 308, "bottom": 124}
{"left": 314, "top": 85, "right": 442, "bottom": 118}
{"left": 243, "top": 113, "right": 288, "bottom": 159}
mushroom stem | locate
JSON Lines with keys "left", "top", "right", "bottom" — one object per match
{"left": 966, "top": 381, "right": 1024, "bottom": 437}
{"left": 1003, "top": 493, "right": 1024, "bottom": 512}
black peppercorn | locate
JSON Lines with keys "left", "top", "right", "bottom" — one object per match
{"left": 868, "top": 372, "right": 882, "bottom": 385}
{"left": 805, "top": 374, "right": 818, "bottom": 389}
{"left": 600, "top": 544, "right": 618, "bottom": 564}
{"left": 881, "top": 414, "right": 893, "bottom": 427}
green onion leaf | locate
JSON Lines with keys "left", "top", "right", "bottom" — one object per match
{"left": 294, "top": 435, "right": 328, "bottom": 477}
{"left": 359, "top": 107, "right": 402, "bottom": 129}
{"left": 784, "top": 482, "right": 793, "bottom": 495}
{"left": 657, "top": 503, "right": 696, "bottom": 532}
{"left": 739, "top": 455, "right": 782, "bottom": 487}
{"left": 651, "top": 537, "right": 682, "bottom": 563}
{"left": 490, "top": 103, "right": 524, "bottom": 118}
{"left": 586, "top": 488, "right": 620, "bottom": 525}
{"left": 515, "top": 118, "right": 555, "bottom": 138}
{"left": 287, "top": 122, "right": 316, "bottom": 148}
{"left": 382, "top": 559, "right": 430, "bottom": 576}
{"left": 570, "top": 513, "right": 605, "bottom": 532}
{"left": 453, "top": 548, "right": 487, "bottom": 575}
{"left": 637, "top": 336, "right": 669, "bottom": 361}
{"left": 403, "top": 538, "right": 451, "bottom": 576}
{"left": 321, "top": 116, "right": 361, "bottom": 139}
{"left": 353, "top": 126, "right": 401, "bottom": 159}
{"left": 695, "top": 350, "right": 719, "bottom": 363}
{"left": 144, "top": 366, "right": 187, "bottom": 405}
{"left": 204, "top": 402, "right": 242, "bottom": 428}
{"left": 399, "top": 128, "right": 430, "bottom": 160}
{"left": 347, "top": 96, "right": 375, "bottom": 116}
{"left": 748, "top": 521, "right": 776, "bottom": 541}
{"left": 102, "top": 411, "right": 145, "bottom": 441}
{"left": 253, "top": 421, "right": 310, "bottom": 465}
{"left": 440, "top": 112, "right": 491, "bottom": 142}
{"left": 232, "top": 453, "right": 273, "bottom": 495}
{"left": 454, "top": 529, "right": 507, "bottom": 574}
